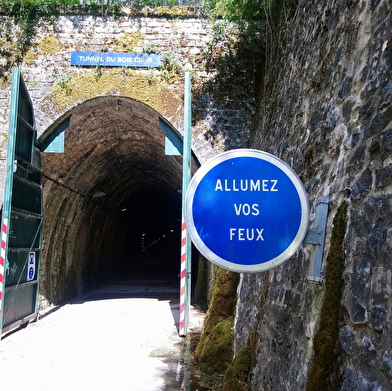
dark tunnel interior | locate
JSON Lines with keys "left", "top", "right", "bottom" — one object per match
{"left": 114, "top": 186, "right": 181, "bottom": 279}
{"left": 37, "top": 96, "right": 199, "bottom": 304}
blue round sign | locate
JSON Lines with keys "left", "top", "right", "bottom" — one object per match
{"left": 28, "top": 267, "right": 34, "bottom": 280}
{"left": 185, "top": 149, "right": 309, "bottom": 273}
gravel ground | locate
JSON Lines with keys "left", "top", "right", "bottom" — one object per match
{"left": 0, "top": 281, "right": 205, "bottom": 391}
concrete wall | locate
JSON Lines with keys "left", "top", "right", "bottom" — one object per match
{"left": 233, "top": 0, "right": 392, "bottom": 389}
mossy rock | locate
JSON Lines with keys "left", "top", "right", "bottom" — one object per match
{"left": 51, "top": 68, "right": 174, "bottom": 113}
{"left": 306, "top": 201, "right": 347, "bottom": 391}
{"left": 38, "top": 35, "right": 63, "bottom": 56}
{"left": 195, "top": 267, "right": 239, "bottom": 361}
{"left": 23, "top": 49, "right": 38, "bottom": 64}
{"left": 140, "top": 5, "right": 193, "bottom": 17}
{"left": 223, "top": 346, "right": 252, "bottom": 391}
{"left": 203, "top": 268, "right": 240, "bottom": 334}
{"left": 197, "top": 316, "right": 235, "bottom": 375}
{"left": 114, "top": 32, "right": 145, "bottom": 53}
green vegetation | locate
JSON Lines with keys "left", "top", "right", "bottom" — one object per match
{"left": 0, "top": 0, "right": 78, "bottom": 78}
{"left": 306, "top": 201, "right": 348, "bottom": 391}
{"left": 38, "top": 34, "right": 63, "bottom": 55}
{"left": 206, "top": 0, "right": 274, "bottom": 24}
{"left": 0, "top": 0, "right": 298, "bottom": 82}
{"left": 192, "top": 267, "right": 240, "bottom": 389}
{"left": 203, "top": 0, "right": 297, "bottom": 27}
{"left": 223, "top": 346, "right": 252, "bottom": 391}
{"left": 0, "top": 1, "right": 78, "bottom": 42}
{"left": 194, "top": 0, "right": 298, "bottom": 112}
{"left": 57, "top": 73, "right": 72, "bottom": 88}
{"left": 197, "top": 316, "right": 235, "bottom": 374}
{"left": 159, "top": 52, "right": 183, "bottom": 82}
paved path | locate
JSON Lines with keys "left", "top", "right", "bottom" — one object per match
{"left": 0, "top": 279, "right": 204, "bottom": 391}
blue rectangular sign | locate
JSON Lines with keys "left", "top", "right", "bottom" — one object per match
{"left": 70, "top": 52, "right": 160, "bottom": 67}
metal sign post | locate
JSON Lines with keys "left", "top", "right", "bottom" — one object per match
{"left": 179, "top": 71, "right": 192, "bottom": 337}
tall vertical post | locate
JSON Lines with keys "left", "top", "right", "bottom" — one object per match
{"left": 179, "top": 70, "right": 192, "bottom": 337}
{"left": 0, "top": 68, "right": 19, "bottom": 337}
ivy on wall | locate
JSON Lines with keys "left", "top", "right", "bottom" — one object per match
{"left": 0, "top": 0, "right": 79, "bottom": 79}
{"left": 0, "top": 0, "right": 202, "bottom": 79}
{"left": 0, "top": 1, "right": 79, "bottom": 40}
{"left": 0, "top": 0, "right": 297, "bottom": 80}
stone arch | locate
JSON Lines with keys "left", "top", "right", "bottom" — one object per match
{"left": 36, "top": 95, "right": 200, "bottom": 304}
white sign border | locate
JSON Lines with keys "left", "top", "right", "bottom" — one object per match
{"left": 185, "top": 149, "right": 310, "bottom": 273}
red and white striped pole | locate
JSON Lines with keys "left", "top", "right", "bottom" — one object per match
{"left": 0, "top": 219, "right": 8, "bottom": 326}
{"left": 179, "top": 69, "right": 192, "bottom": 337}
{"left": 179, "top": 220, "right": 187, "bottom": 336}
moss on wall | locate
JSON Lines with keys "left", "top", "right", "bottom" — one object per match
{"left": 38, "top": 34, "right": 63, "bottom": 55}
{"left": 306, "top": 201, "right": 348, "bottom": 391}
{"left": 18, "top": 34, "right": 61, "bottom": 68}
{"left": 193, "top": 267, "right": 240, "bottom": 386}
{"left": 196, "top": 267, "right": 240, "bottom": 343}
{"left": 140, "top": 6, "right": 194, "bottom": 17}
{"left": 23, "top": 49, "right": 38, "bottom": 64}
{"left": 222, "top": 346, "right": 252, "bottom": 391}
{"left": 197, "top": 316, "right": 235, "bottom": 375}
{"left": 50, "top": 68, "right": 181, "bottom": 116}
{"left": 62, "top": 4, "right": 196, "bottom": 18}
{"left": 114, "top": 32, "right": 145, "bottom": 53}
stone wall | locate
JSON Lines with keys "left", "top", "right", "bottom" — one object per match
{"left": 0, "top": 12, "right": 255, "bottom": 197}
{"left": 233, "top": 0, "right": 392, "bottom": 389}
{"left": 0, "top": 12, "right": 255, "bottom": 307}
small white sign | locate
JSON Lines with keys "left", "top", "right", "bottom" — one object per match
{"left": 27, "top": 252, "right": 35, "bottom": 281}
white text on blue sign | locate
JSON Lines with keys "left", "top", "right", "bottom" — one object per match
{"left": 214, "top": 179, "right": 278, "bottom": 192}
{"left": 70, "top": 52, "right": 161, "bottom": 67}
{"left": 214, "top": 179, "right": 279, "bottom": 242}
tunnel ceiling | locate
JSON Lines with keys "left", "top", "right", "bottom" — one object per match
{"left": 39, "top": 96, "right": 185, "bottom": 212}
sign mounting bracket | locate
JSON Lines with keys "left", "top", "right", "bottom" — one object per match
{"left": 304, "top": 196, "right": 329, "bottom": 284}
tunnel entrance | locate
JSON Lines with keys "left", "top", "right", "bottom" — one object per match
{"left": 36, "top": 96, "right": 200, "bottom": 304}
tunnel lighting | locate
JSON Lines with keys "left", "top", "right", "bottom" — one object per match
{"left": 170, "top": 229, "right": 174, "bottom": 233}
{"left": 121, "top": 208, "right": 127, "bottom": 212}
